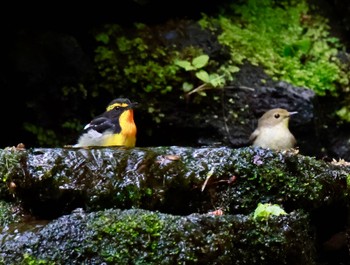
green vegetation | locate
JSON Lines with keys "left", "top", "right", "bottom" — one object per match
{"left": 0, "top": 208, "right": 315, "bottom": 264}
{"left": 0, "top": 146, "right": 348, "bottom": 263}
{"left": 336, "top": 106, "right": 350, "bottom": 122}
{"left": 93, "top": 0, "right": 349, "bottom": 99}
{"left": 23, "top": 124, "right": 61, "bottom": 147}
{"left": 21, "top": 0, "right": 350, "bottom": 145}
{"left": 93, "top": 23, "right": 237, "bottom": 98}
{"left": 90, "top": 210, "right": 164, "bottom": 264}
{"left": 199, "top": 0, "right": 349, "bottom": 96}
{"left": 94, "top": 24, "right": 182, "bottom": 95}
{"left": 253, "top": 202, "right": 287, "bottom": 221}
{"left": 0, "top": 148, "right": 23, "bottom": 183}
{"left": 21, "top": 254, "right": 55, "bottom": 265}
{"left": 0, "top": 201, "right": 21, "bottom": 227}
{"left": 174, "top": 54, "right": 239, "bottom": 96}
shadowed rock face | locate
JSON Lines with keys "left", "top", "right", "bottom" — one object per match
{"left": 135, "top": 63, "right": 319, "bottom": 157}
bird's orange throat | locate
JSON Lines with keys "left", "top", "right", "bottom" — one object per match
{"left": 119, "top": 109, "right": 137, "bottom": 146}
{"left": 102, "top": 109, "right": 137, "bottom": 147}
{"left": 121, "top": 109, "right": 136, "bottom": 131}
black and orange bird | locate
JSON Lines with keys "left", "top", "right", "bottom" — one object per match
{"left": 74, "top": 98, "right": 137, "bottom": 147}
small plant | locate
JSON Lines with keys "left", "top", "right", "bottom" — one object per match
{"left": 253, "top": 202, "right": 287, "bottom": 221}
{"left": 175, "top": 54, "right": 238, "bottom": 96}
{"left": 336, "top": 106, "right": 350, "bottom": 122}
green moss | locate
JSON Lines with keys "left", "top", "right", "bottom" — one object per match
{"left": 0, "top": 148, "right": 26, "bottom": 200}
{"left": 0, "top": 208, "right": 315, "bottom": 264}
{"left": 0, "top": 201, "right": 21, "bottom": 227}
{"left": 215, "top": 147, "right": 349, "bottom": 214}
{"left": 21, "top": 253, "right": 55, "bottom": 265}
{"left": 200, "top": 0, "right": 349, "bottom": 95}
{"left": 89, "top": 210, "right": 164, "bottom": 264}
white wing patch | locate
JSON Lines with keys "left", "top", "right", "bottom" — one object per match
{"left": 74, "top": 129, "right": 104, "bottom": 147}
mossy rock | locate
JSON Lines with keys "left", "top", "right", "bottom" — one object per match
{"left": 0, "top": 146, "right": 349, "bottom": 218}
{"left": 0, "top": 146, "right": 349, "bottom": 263}
{"left": 0, "top": 208, "right": 315, "bottom": 264}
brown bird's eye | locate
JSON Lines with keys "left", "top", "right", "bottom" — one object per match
{"left": 274, "top": 113, "right": 280, "bottom": 119}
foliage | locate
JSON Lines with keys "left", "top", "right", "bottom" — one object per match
{"left": 21, "top": 254, "right": 55, "bottom": 265}
{"left": 336, "top": 105, "right": 350, "bottom": 122}
{"left": 22, "top": 83, "right": 88, "bottom": 148}
{"left": 199, "top": 0, "right": 350, "bottom": 96}
{"left": 94, "top": 24, "right": 182, "bottom": 95}
{"left": 93, "top": 22, "right": 238, "bottom": 98}
{"left": 0, "top": 148, "right": 24, "bottom": 183}
{"left": 24, "top": 0, "right": 350, "bottom": 146}
{"left": 253, "top": 202, "right": 287, "bottom": 221}
{"left": 92, "top": 0, "right": 349, "bottom": 99}
{"left": 0, "top": 201, "right": 21, "bottom": 227}
{"left": 174, "top": 54, "right": 236, "bottom": 96}
{"left": 23, "top": 123, "right": 61, "bottom": 147}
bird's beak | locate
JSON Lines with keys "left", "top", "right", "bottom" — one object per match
{"left": 288, "top": 111, "right": 298, "bottom": 116}
{"left": 129, "top": 102, "right": 139, "bottom": 109}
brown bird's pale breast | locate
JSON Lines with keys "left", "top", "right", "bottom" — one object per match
{"left": 250, "top": 108, "right": 297, "bottom": 151}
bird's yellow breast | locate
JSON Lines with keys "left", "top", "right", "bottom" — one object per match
{"left": 103, "top": 109, "right": 137, "bottom": 147}
{"left": 103, "top": 132, "right": 136, "bottom": 147}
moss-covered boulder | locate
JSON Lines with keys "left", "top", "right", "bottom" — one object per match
{"left": 0, "top": 147, "right": 349, "bottom": 216}
{"left": 0, "top": 145, "right": 349, "bottom": 263}
{"left": 0, "top": 146, "right": 349, "bottom": 218}
{"left": 0, "top": 208, "right": 315, "bottom": 265}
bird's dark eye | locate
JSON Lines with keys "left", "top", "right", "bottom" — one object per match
{"left": 274, "top": 113, "right": 280, "bottom": 119}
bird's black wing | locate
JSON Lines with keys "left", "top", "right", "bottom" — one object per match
{"left": 83, "top": 116, "right": 116, "bottom": 134}
{"left": 83, "top": 109, "right": 123, "bottom": 134}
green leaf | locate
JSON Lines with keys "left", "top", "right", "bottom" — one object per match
{"left": 253, "top": 203, "right": 287, "bottom": 221}
{"left": 182, "top": 82, "right": 194, "bottom": 92}
{"left": 208, "top": 73, "right": 224, "bottom": 87}
{"left": 174, "top": 60, "right": 195, "bottom": 71}
{"left": 336, "top": 106, "right": 350, "bottom": 122}
{"left": 192, "top": 55, "right": 209, "bottom": 69}
{"left": 95, "top": 33, "right": 110, "bottom": 44}
{"left": 195, "top": 70, "right": 210, "bottom": 83}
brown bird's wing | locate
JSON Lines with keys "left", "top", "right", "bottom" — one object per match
{"left": 249, "top": 129, "right": 260, "bottom": 143}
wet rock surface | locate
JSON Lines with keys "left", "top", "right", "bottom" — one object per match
{"left": 0, "top": 146, "right": 349, "bottom": 263}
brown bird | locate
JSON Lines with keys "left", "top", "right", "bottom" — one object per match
{"left": 249, "top": 108, "right": 297, "bottom": 151}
